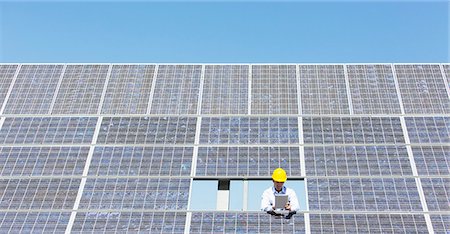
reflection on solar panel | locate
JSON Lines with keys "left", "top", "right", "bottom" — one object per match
{"left": 101, "top": 65, "right": 155, "bottom": 114}
{"left": 0, "top": 147, "right": 89, "bottom": 176}
{"left": 3, "top": 65, "right": 63, "bottom": 114}
{"left": 190, "top": 212, "right": 305, "bottom": 233}
{"left": 430, "top": 214, "right": 450, "bottom": 233}
{"left": 395, "top": 64, "right": 449, "bottom": 114}
{"left": 405, "top": 117, "right": 450, "bottom": 143}
{"left": 0, "top": 212, "right": 70, "bottom": 233}
{"left": 304, "top": 146, "right": 412, "bottom": 176}
{"left": 0, "top": 65, "right": 18, "bottom": 104}
{"left": 412, "top": 146, "right": 449, "bottom": 176}
{"left": 421, "top": 178, "right": 450, "bottom": 211}
{"left": 252, "top": 65, "right": 298, "bottom": 114}
{"left": 196, "top": 147, "right": 301, "bottom": 176}
{"left": 72, "top": 212, "right": 186, "bottom": 233}
{"left": 299, "top": 65, "right": 349, "bottom": 114}
{"left": 308, "top": 178, "right": 422, "bottom": 211}
{"left": 347, "top": 65, "right": 401, "bottom": 114}
{"left": 309, "top": 214, "right": 428, "bottom": 233}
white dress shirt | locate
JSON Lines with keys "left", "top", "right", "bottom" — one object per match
{"left": 260, "top": 186, "right": 300, "bottom": 212}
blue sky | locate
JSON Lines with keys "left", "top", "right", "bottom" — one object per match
{"left": 0, "top": 1, "right": 448, "bottom": 62}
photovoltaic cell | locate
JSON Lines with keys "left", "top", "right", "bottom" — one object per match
{"left": 347, "top": 65, "right": 401, "bottom": 114}
{"left": 309, "top": 214, "right": 428, "bottom": 233}
{"left": 52, "top": 65, "right": 109, "bottom": 114}
{"left": 395, "top": 64, "right": 449, "bottom": 114}
{"left": 0, "top": 178, "right": 80, "bottom": 209}
{"left": 101, "top": 65, "right": 155, "bottom": 114}
{"left": 304, "top": 145, "right": 412, "bottom": 176}
{"left": 412, "top": 146, "right": 449, "bottom": 176}
{"left": 299, "top": 65, "right": 349, "bottom": 114}
{"left": 201, "top": 65, "right": 249, "bottom": 114}
{"left": 79, "top": 178, "right": 189, "bottom": 210}
{"left": 302, "top": 117, "right": 404, "bottom": 144}
{"left": 196, "top": 147, "right": 301, "bottom": 176}
{"left": 430, "top": 214, "right": 450, "bottom": 234}
{"left": 405, "top": 117, "right": 450, "bottom": 144}
{"left": 88, "top": 147, "right": 192, "bottom": 176}
{"left": 190, "top": 212, "right": 305, "bottom": 233}
{"left": 0, "top": 117, "right": 97, "bottom": 144}
{"left": 72, "top": 212, "right": 186, "bottom": 234}
{"left": 251, "top": 65, "right": 298, "bottom": 114}
{"left": 3, "top": 65, "right": 64, "bottom": 114}
{"left": 443, "top": 64, "right": 450, "bottom": 88}
{"left": 96, "top": 117, "right": 196, "bottom": 144}
{"left": 0, "top": 65, "right": 18, "bottom": 105}
{"left": 0, "top": 212, "right": 70, "bottom": 233}
{"left": 150, "top": 65, "right": 202, "bottom": 114}
{"left": 421, "top": 178, "right": 450, "bottom": 211}
{"left": 0, "top": 147, "right": 89, "bottom": 176}
{"left": 200, "top": 117, "right": 299, "bottom": 144}
{"left": 307, "top": 178, "right": 422, "bottom": 211}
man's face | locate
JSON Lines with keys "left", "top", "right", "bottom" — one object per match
{"left": 273, "top": 180, "right": 284, "bottom": 191}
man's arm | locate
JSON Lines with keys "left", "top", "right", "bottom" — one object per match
{"left": 287, "top": 189, "right": 300, "bottom": 212}
{"left": 260, "top": 190, "right": 273, "bottom": 211}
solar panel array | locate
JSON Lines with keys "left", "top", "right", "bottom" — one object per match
{"left": 0, "top": 63, "right": 448, "bottom": 233}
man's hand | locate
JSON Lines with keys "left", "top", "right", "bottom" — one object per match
{"left": 284, "top": 203, "right": 291, "bottom": 211}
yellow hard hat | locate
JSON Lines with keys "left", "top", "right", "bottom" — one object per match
{"left": 272, "top": 168, "right": 287, "bottom": 182}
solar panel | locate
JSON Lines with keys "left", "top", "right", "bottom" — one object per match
{"left": 443, "top": 64, "right": 450, "bottom": 87}
{"left": 88, "top": 146, "right": 192, "bottom": 176}
{"left": 79, "top": 178, "right": 189, "bottom": 210}
{"left": 421, "top": 178, "right": 450, "bottom": 211}
{"left": 304, "top": 145, "right": 413, "bottom": 176}
{"left": 52, "top": 65, "right": 109, "bottom": 114}
{"left": 96, "top": 117, "right": 196, "bottom": 144}
{"left": 0, "top": 147, "right": 89, "bottom": 176}
{"left": 395, "top": 64, "right": 449, "bottom": 114}
{"left": 251, "top": 65, "right": 298, "bottom": 114}
{"left": 307, "top": 178, "right": 422, "bottom": 211}
{"left": 72, "top": 212, "right": 186, "bottom": 233}
{"left": 299, "top": 65, "right": 349, "bottom": 114}
{"left": 309, "top": 213, "right": 428, "bottom": 233}
{"left": 0, "top": 178, "right": 80, "bottom": 209}
{"left": 0, "top": 65, "right": 18, "bottom": 105}
{"left": 190, "top": 212, "right": 305, "bottom": 233}
{"left": 405, "top": 117, "right": 450, "bottom": 144}
{"left": 0, "top": 117, "right": 97, "bottom": 144}
{"left": 0, "top": 212, "right": 70, "bottom": 233}
{"left": 302, "top": 117, "right": 404, "bottom": 144}
{"left": 200, "top": 117, "right": 299, "bottom": 144}
{"left": 412, "top": 146, "right": 449, "bottom": 176}
{"left": 101, "top": 65, "right": 155, "bottom": 114}
{"left": 150, "top": 65, "right": 202, "bottom": 114}
{"left": 347, "top": 65, "right": 401, "bottom": 114}
{"left": 430, "top": 214, "right": 450, "bottom": 234}
{"left": 196, "top": 147, "right": 301, "bottom": 176}
{"left": 201, "top": 65, "right": 249, "bottom": 114}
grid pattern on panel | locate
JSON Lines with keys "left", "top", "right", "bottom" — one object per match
{"left": 201, "top": 65, "right": 249, "bottom": 114}
{"left": 0, "top": 178, "right": 80, "bottom": 209}
{"left": 304, "top": 146, "right": 412, "bottom": 176}
{"left": 421, "top": 178, "right": 450, "bottom": 211}
{"left": 0, "top": 212, "right": 70, "bottom": 234}
{"left": 299, "top": 65, "right": 349, "bottom": 114}
{"left": 395, "top": 64, "right": 449, "bottom": 114}
{"left": 0, "top": 65, "right": 18, "bottom": 103}
{"left": 0, "top": 147, "right": 89, "bottom": 176}
{"left": 430, "top": 214, "right": 450, "bottom": 234}
{"left": 0, "top": 117, "right": 97, "bottom": 144}
{"left": 97, "top": 117, "right": 196, "bottom": 144}
{"left": 89, "top": 147, "right": 192, "bottom": 176}
{"left": 79, "top": 178, "right": 189, "bottom": 210}
{"left": 347, "top": 65, "right": 401, "bottom": 114}
{"left": 101, "top": 65, "right": 155, "bottom": 114}
{"left": 303, "top": 117, "right": 404, "bottom": 144}
{"left": 3, "top": 65, "right": 63, "bottom": 114}
{"left": 412, "top": 146, "right": 449, "bottom": 176}
{"left": 52, "top": 65, "right": 109, "bottom": 114}
{"left": 196, "top": 147, "right": 301, "bottom": 176}
{"left": 150, "top": 65, "right": 202, "bottom": 114}
{"left": 443, "top": 64, "right": 450, "bottom": 86}
{"left": 307, "top": 178, "right": 422, "bottom": 211}
{"left": 309, "top": 214, "right": 428, "bottom": 233}
{"left": 199, "top": 117, "right": 299, "bottom": 144}
{"left": 190, "top": 212, "right": 305, "bottom": 233}
{"left": 251, "top": 65, "right": 298, "bottom": 114}
{"left": 405, "top": 117, "right": 450, "bottom": 144}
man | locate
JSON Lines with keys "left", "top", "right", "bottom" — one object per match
{"left": 261, "top": 168, "right": 299, "bottom": 219}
